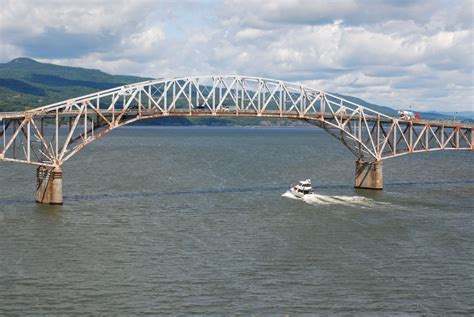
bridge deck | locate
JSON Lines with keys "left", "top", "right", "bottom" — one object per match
{"left": 1, "top": 109, "right": 470, "bottom": 129}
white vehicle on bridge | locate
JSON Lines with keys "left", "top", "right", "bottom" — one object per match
{"left": 217, "top": 105, "right": 238, "bottom": 112}
{"left": 398, "top": 110, "right": 416, "bottom": 120}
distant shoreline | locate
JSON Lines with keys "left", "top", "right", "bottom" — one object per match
{"left": 122, "top": 124, "right": 325, "bottom": 130}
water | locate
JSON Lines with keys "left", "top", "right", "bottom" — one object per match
{"left": 1, "top": 126, "right": 473, "bottom": 314}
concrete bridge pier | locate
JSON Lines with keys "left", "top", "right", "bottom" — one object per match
{"left": 355, "top": 159, "right": 383, "bottom": 190}
{"left": 35, "top": 166, "right": 63, "bottom": 204}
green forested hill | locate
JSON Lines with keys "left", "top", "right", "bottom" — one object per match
{"left": 0, "top": 57, "right": 147, "bottom": 112}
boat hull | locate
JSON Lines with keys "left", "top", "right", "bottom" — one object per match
{"left": 290, "top": 187, "right": 305, "bottom": 198}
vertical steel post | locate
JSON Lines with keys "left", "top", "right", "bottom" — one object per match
{"left": 27, "top": 119, "right": 30, "bottom": 162}
{"left": 188, "top": 79, "right": 192, "bottom": 113}
{"left": 219, "top": 78, "right": 222, "bottom": 112}
{"left": 279, "top": 84, "right": 283, "bottom": 117}
{"left": 241, "top": 80, "right": 244, "bottom": 110}
{"left": 456, "top": 127, "right": 460, "bottom": 148}
{"left": 55, "top": 108, "right": 59, "bottom": 160}
{"left": 441, "top": 125, "right": 445, "bottom": 149}
{"left": 393, "top": 122, "right": 397, "bottom": 155}
{"left": 84, "top": 105, "right": 87, "bottom": 140}
{"left": 13, "top": 120, "right": 16, "bottom": 158}
{"left": 195, "top": 78, "right": 199, "bottom": 109}
{"left": 148, "top": 85, "right": 151, "bottom": 110}
{"left": 2, "top": 119, "right": 5, "bottom": 150}
{"left": 358, "top": 112, "right": 362, "bottom": 142}
{"left": 471, "top": 128, "right": 474, "bottom": 150}
{"left": 257, "top": 80, "right": 261, "bottom": 114}
{"left": 112, "top": 94, "right": 115, "bottom": 124}
{"left": 425, "top": 125, "right": 429, "bottom": 149}
{"left": 212, "top": 77, "right": 216, "bottom": 113}
{"left": 172, "top": 81, "right": 176, "bottom": 112}
{"left": 376, "top": 115, "right": 380, "bottom": 156}
{"left": 301, "top": 86, "right": 304, "bottom": 114}
{"left": 138, "top": 89, "right": 142, "bottom": 115}
{"left": 164, "top": 83, "right": 168, "bottom": 113}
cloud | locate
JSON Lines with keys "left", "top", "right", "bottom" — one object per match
{"left": 0, "top": 43, "right": 23, "bottom": 61}
{"left": 236, "top": 28, "right": 269, "bottom": 40}
{"left": 0, "top": 0, "right": 153, "bottom": 36}
{"left": 220, "top": 0, "right": 471, "bottom": 30}
{"left": 0, "top": 0, "right": 472, "bottom": 111}
{"left": 19, "top": 29, "right": 119, "bottom": 59}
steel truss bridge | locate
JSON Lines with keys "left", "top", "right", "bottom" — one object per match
{"left": 0, "top": 76, "right": 472, "bottom": 204}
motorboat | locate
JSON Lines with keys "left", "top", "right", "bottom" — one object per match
{"left": 290, "top": 179, "right": 313, "bottom": 198}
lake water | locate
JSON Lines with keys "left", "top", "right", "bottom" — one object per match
{"left": 1, "top": 126, "right": 473, "bottom": 314}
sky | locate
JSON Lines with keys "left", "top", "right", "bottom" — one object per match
{"left": 0, "top": 0, "right": 473, "bottom": 112}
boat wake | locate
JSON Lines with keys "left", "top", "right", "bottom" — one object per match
{"left": 282, "top": 190, "right": 385, "bottom": 208}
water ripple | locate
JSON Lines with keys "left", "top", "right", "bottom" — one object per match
{"left": 0, "top": 179, "right": 473, "bottom": 204}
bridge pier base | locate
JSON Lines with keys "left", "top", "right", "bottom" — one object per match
{"left": 354, "top": 160, "right": 383, "bottom": 190}
{"left": 35, "top": 166, "right": 63, "bottom": 204}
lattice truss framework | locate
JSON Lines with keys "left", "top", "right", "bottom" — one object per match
{"left": 1, "top": 76, "right": 472, "bottom": 167}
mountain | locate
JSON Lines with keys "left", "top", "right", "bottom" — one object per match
{"left": 0, "top": 57, "right": 463, "bottom": 124}
{"left": 333, "top": 93, "right": 399, "bottom": 117}
{"left": 435, "top": 111, "right": 474, "bottom": 119}
{"left": 0, "top": 57, "right": 147, "bottom": 112}
{"left": 332, "top": 93, "right": 469, "bottom": 121}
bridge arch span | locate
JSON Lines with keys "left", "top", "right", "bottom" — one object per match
{"left": 1, "top": 75, "right": 472, "bottom": 203}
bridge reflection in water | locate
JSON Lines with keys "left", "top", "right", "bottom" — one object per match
{"left": 0, "top": 76, "right": 472, "bottom": 204}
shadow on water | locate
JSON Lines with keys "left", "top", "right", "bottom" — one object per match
{"left": 1, "top": 179, "right": 473, "bottom": 205}
{"left": 34, "top": 203, "right": 65, "bottom": 214}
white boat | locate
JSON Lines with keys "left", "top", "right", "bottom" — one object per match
{"left": 290, "top": 179, "right": 313, "bottom": 198}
